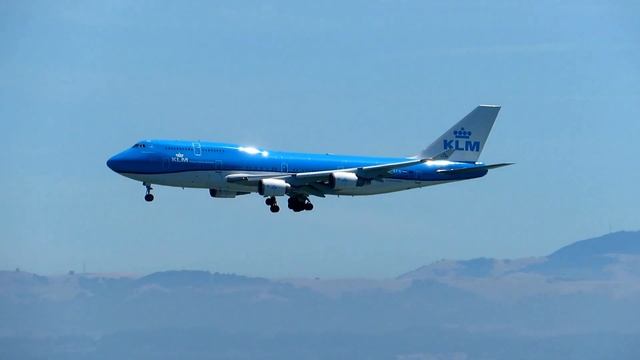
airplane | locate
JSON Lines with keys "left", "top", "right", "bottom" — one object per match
{"left": 107, "top": 105, "right": 512, "bottom": 213}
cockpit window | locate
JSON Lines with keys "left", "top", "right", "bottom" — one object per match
{"left": 132, "top": 143, "right": 147, "bottom": 148}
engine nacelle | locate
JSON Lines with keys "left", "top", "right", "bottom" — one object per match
{"left": 258, "top": 179, "right": 290, "bottom": 196}
{"left": 329, "top": 172, "right": 359, "bottom": 190}
{"left": 209, "top": 189, "right": 238, "bottom": 198}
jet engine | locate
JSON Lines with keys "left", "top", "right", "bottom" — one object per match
{"left": 258, "top": 179, "right": 290, "bottom": 196}
{"left": 329, "top": 172, "right": 359, "bottom": 190}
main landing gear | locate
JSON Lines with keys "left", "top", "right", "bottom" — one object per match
{"left": 264, "top": 195, "right": 314, "bottom": 213}
{"left": 143, "top": 183, "right": 154, "bottom": 202}
{"left": 265, "top": 196, "right": 280, "bottom": 213}
{"left": 287, "top": 196, "right": 313, "bottom": 212}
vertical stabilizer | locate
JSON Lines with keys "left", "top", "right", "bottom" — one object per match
{"left": 420, "top": 105, "right": 501, "bottom": 162}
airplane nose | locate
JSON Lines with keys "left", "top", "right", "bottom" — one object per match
{"left": 107, "top": 153, "right": 127, "bottom": 173}
{"left": 106, "top": 157, "right": 115, "bottom": 171}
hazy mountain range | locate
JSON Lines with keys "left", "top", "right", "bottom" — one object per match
{"left": 2, "top": 231, "right": 639, "bottom": 359}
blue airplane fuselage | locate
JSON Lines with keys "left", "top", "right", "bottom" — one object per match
{"left": 107, "top": 139, "right": 487, "bottom": 196}
{"left": 105, "top": 105, "right": 509, "bottom": 211}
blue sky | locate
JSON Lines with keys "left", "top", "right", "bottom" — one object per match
{"left": 2, "top": 1, "right": 639, "bottom": 277}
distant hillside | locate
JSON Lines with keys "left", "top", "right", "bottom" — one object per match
{"left": 135, "top": 270, "right": 269, "bottom": 288}
{"left": 549, "top": 231, "right": 640, "bottom": 258}
{"left": 2, "top": 231, "right": 640, "bottom": 360}
{"left": 400, "top": 231, "right": 640, "bottom": 281}
{"left": 525, "top": 231, "right": 640, "bottom": 279}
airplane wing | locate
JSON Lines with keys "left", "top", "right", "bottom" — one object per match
{"left": 291, "top": 148, "right": 456, "bottom": 182}
{"left": 225, "top": 147, "right": 458, "bottom": 184}
{"left": 226, "top": 158, "right": 429, "bottom": 189}
{"left": 225, "top": 172, "right": 287, "bottom": 183}
{"left": 292, "top": 158, "right": 427, "bottom": 181}
{"left": 225, "top": 149, "right": 464, "bottom": 196}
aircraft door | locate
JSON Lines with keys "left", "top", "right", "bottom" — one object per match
{"left": 193, "top": 142, "right": 202, "bottom": 156}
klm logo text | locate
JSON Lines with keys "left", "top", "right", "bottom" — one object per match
{"left": 172, "top": 153, "right": 189, "bottom": 163}
{"left": 444, "top": 127, "right": 480, "bottom": 152}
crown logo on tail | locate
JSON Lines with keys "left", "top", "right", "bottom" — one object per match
{"left": 453, "top": 127, "right": 472, "bottom": 139}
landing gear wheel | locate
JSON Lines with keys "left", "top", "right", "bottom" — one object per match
{"left": 287, "top": 197, "right": 296, "bottom": 209}
{"left": 265, "top": 196, "right": 280, "bottom": 213}
{"left": 288, "top": 196, "right": 313, "bottom": 212}
{"left": 143, "top": 183, "right": 154, "bottom": 202}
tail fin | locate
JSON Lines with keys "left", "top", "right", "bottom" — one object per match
{"left": 420, "top": 105, "right": 501, "bottom": 162}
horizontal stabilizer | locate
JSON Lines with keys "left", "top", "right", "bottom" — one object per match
{"left": 436, "top": 163, "right": 513, "bottom": 175}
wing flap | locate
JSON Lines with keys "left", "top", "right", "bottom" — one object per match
{"left": 225, "top": 173, "right": 286, "bottom": 184}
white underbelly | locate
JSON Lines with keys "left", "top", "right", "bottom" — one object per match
{"left": 119, "top": 171, "right": 451, "bottom": 196}
{"left": 334, "top": 178, "right": 449, "bottom": 195}
{"left": 120, "top": 171, "right": 256, "bottom": 192}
